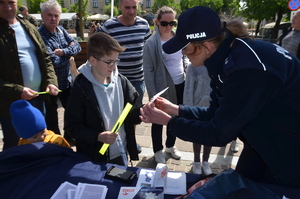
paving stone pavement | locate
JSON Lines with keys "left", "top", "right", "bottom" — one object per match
{"left": 0, "top": 91, "right": 242, "bottom": 176}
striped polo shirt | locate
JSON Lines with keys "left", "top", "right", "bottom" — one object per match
{"left": 101, "top": 16, "right": 151, "bottom": 82}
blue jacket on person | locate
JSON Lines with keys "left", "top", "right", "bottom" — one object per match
{"left": 168, "top": 32, "right": 300, "bottom": 187}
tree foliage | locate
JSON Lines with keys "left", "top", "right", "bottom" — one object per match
{"left": 104, "top": 4, "right": 120, "bottom": 17}
{"left": 218, "top": 0, "right": 240, "bottom": 18}
{"left": 179, "top": 0, "right": 223, "bottom": 12}
{"left": 69, "top": 0, "right": 89, "bottom": 18}
{"left": 26, "top": 0, "right": 69, "bottom": 13}
{"left": 151, "top": 0, "right": 181, "bottom": 15}
{"left": 151, "top": 0, "right": 291, "bottom": 39}
{"left": 27, "top": 0, "right": 46, "bottom": 13}
{"left": 240, "top": 0, "right": 291, "bottom": 38}
{"left": 173, "top": 0, "right": 240, "bottom": 18}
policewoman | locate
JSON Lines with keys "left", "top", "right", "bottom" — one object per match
{"left": 140, "top": 6, "right": 300, "bottom": 189}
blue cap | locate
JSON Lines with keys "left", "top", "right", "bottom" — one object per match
{"left": 163, "top": 6, "right": 223, "bottom": 54}
{"left": 10, "top": 100, "right": 46, "bottom": 139}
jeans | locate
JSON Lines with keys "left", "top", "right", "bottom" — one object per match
{"left": 0, "top": 97, "right": 45, "bottom": 150}
{"left": 130, "top": 80, "right": 145, "bottom": 106}
{"left": 151, "top": 81, "right": 185, "bottom": 153}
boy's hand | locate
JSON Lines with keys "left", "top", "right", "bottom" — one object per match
{"left": 98, "top": 131, "right": 118, "bottom": 144}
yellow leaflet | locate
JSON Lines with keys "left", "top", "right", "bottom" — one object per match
{"left": 99, "top": 103, "right": 133, "bottom": 155}
{"left": 34, "top": 90, "right": 62, "bottom": 95}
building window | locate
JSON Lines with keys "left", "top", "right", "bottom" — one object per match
{"left": 74, "top": 0, "right": 78, "bottom": 3}
{"left": 93, "top": 0, "right": 98, "bottom": 8}
{"left": 105, "top": 0, "right": 109, "bottom": 5}
{"left": 146, "top": 0, "right": 150, "bottom": 8}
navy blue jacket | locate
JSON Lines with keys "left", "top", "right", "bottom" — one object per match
{"left": 168, "top": 32, "right": 300, "bottom": 186}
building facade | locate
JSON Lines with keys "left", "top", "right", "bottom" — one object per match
{"left": 20, "top": 0, "right": 154, "bottom": 16}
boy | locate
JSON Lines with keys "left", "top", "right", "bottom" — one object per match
{"left": 10, "top": 100, "right": 70, "bottom": 148}
{"left": 64, "top": 32, "right": 141, "bottom": 165}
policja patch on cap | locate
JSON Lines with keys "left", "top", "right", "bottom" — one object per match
{"left": 162, "top": 6, "right": 224, "bottom": 54}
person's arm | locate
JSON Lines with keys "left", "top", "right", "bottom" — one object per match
{"left": 45, "top": 44, "right": 69, "bottom": 67}
{"left": 40, "top": 27, "right": 81, "bottom": 68}
{"left": 143, "top": 38, "right": 158, "bottom": 99}
{"left": 168, "top": 69, "right": 282, "bottom": 147}
{"left": 120, "top": 74, "right": 142, "bottom": 125}
{"left": 60, "top": 27, "right": 82, "bottom": 56}
{"left": 64, "top": 77, "right": 118, "bottom": 145}
{"left": 140, "top": 97, "right": 178, "bottom": 125}
{"left": 39, "top": 29, "right": 69, "bottom": 68}
{"left": 69, "top": 57, "right": 79, "bottom": 83}
{"left": 29, "top": 15, "right": 39, "bottom": 27}
{"left": 99, "top": 21, "right": 108, "bottom": 34}
{"left": 34, "top": 25, "right": 59, "bottom": 94}
{"left": 64, "top": 82, "right": 102, "bottom": 145}
{"left": 144, "top": 23, "right": 151, "bottom": 42}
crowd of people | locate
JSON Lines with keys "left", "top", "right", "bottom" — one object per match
{"left": 1, "top": 0, "right": 300, "bottom": 195}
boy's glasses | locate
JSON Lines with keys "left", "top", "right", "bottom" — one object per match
{"left": 94, "top": 56, "right": 120, "bottom": 67}
{"left": 160, "top": 21, "right": 177, "bottom": 27}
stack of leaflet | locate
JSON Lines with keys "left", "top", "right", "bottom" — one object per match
{"left": 118, "top": 163, "right": 186, "bottom": 199}
{"left": 50, "top": 181, "right": 108, "bottom": 199}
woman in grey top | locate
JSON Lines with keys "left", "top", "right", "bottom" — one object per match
{"left": 143, "top": 6, "right": 184, "bottom": 163}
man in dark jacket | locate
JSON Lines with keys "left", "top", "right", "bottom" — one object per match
{"left": 0, "top": 0, "right": 59, "bottom": 150}
{"left": 19, "top": 5, "right": 39, "bottom": 27}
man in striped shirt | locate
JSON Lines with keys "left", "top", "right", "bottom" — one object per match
{"left": 101, "top": 0, "right": 151, "bottom": 106}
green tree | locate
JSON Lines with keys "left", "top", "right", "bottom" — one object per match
{"left": 240, "top": 0, "right": 290, "bottom": 38}
{"left": 17, "top": 0, "right": 23, "bottom": 9}
{"left": 69, "top": 0, "right": 88, "bottom": 18}
{"left": 27, "top": 0, "right": 45, "bottom": 13}
{"left": 179, "top": 0, "right": 224, "bottom": 12}
{"left": 104, "top": 4, "right": 120, "bottom": 17}
{"left": 218, "top": 0, "right": 240, "bottom": 17}
{"left": 26, "top": 0, "right": 69, "bottom": 13}
{"left": 152, "top": 0, "right": 181, "bottom": 14}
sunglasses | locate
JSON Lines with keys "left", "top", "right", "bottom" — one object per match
{"left": 160, "top": 21, "right": 177, "bottom": 27}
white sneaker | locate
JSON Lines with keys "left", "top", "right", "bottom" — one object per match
{"left": 202, "top": 161, "right": 212, "bottom": 175}
{"left": 154, "top": 150, "right": 165, "bottom": 163}
{"left": 191, "top": 162, "right": 202, "bottom": 174}
{"left": 230, "top": 140, "right": 239, "bottom": 153}
{"left": 165, "top": 146, "right": 181, "bottom": 159}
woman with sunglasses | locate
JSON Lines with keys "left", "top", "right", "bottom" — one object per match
{"left": 143, "top": 6, "right": 185, "bottom": 164}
